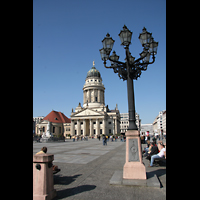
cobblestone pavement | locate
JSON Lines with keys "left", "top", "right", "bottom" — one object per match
{"left": 33, "top": 138, "right": 166, "bottom": 200}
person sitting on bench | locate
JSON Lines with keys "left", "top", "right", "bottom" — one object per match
{"left": 148, "top": 143, "right": 166, "bottom": 167}
{"left": 145, "top": 142, "right": 159, "bottom": 160}
{"left": 36, "top": 147, "right": 60, "bottom": 174}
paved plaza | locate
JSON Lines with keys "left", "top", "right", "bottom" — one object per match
{"left": 33, "top": 139, "right": 166, "bottom": 200}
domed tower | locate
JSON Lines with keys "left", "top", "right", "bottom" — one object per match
{"left": 83, "top": 61, "right": 105, "bottom": 108}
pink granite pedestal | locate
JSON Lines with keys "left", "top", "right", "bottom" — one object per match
{"left": 123, "top": 130, "right": 146, "bottom": 180}
{"left": 33, "top": 153, "right": 56, "bottom": 200}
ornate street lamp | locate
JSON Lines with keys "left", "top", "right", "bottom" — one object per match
{"left": 100, "top": 25, "right": 158, "bottom": 180}
{"left": 99, "top": 25, "right": 158, "bottom": 130}
{"left": 118, "top": 25, "right": 133, "bottom": 46}
{"left": 101, "top": 33, "right": 115, "bottom": 55}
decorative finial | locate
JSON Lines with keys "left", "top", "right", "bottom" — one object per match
{"left": 93, "top": 60, "right": 95, "bottom": 67}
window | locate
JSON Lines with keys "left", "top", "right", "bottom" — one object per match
{"left": 108, "top": 121, "right": 111, "bottom": 124}
{"left": 100, "top": 121, "right": 102, "bottom": 124}
{"left": 81, "top": 122, "right": 83, "bottom": 125}
{"left": 100, "top": 129, "right": 102, "bottom": 134}
{"left": 53, "top": 126, "right": 55, "bottom": 133}
{"left": 95, "top": 97, "right": 97, "bottom": 102}
{"left": 94, "top": 130, "right": 96, "bottom": 134}
{"left": 109, "top": 129, "right": 111, "bottom": 133}
{"left": 81, "top": 130, "right": 83, "bottom": 135}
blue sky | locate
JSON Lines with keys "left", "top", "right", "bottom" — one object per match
{"left": 33, "top": 0, "right": 166, "bottom": 124}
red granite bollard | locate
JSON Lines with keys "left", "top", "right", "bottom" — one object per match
{"left": 33, "top": 153, "right": 56, "bottom": 200}
{"left": 123, "top": 130, "right": 146, "bottom": 179}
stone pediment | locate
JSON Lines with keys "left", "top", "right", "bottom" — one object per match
{"left": 74, "top": 108, "right": 102, "bottom": 117}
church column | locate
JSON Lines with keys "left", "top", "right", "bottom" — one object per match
{"left": 77, "top": 119, "right": 81, "bottom": 136}
{"left": 83, "top": 119, "right": 86, "bottom": 136}
{"left": 103, "top": 118, "right": 106, "bottom": 135}
{"left": 96, "top": 118, "right": 100, "bottom": 136}
{"left": 83, "top": 91, "right": 86, "bottom": 104}
{"left": 115, "top": 118, "right": 117, "bottom": 134}
{"left": 71, "top": 120, "right": 75, "bottom": 135}
{"left": 112, "top": 118, "right": 115, "bottom": 135}
{"left": 88, "top": 90, "right": 91, "bottom": 102}
{"left": 98, "top": 90, "right": 101, "bottom": 103}
{"left": 90, "top": 119, "right": 93, "bottom": 136}
{"left": 93, "top": 89, "right": 95, "bottom": 102}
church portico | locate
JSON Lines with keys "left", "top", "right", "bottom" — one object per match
{"left": 71, "top": 117, "right": 105, "bottom": 137}
{"left": 70, "top": 61, "right": 120, "bottom": 137}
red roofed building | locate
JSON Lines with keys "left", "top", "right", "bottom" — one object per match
{"left": 36, "top": 110, "right": 71, "bottom": 138}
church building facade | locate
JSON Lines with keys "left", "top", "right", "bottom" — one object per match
{"left": 70, "top": 62, "right": 120, "bottom": 137}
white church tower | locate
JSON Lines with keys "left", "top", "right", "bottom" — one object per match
{"left": 70, "top": 61, "right": 120, "bottom": 137}
{"left": 83, "top": 61, "right": 105, "bottom": 108}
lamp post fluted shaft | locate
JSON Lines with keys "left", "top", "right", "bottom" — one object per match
{"left": 125, "top": 47, "right": 138, "bottom": 130}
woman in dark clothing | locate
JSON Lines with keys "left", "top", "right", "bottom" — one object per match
{"left": 146, "top": 142, "right": 159, "bottom": 161}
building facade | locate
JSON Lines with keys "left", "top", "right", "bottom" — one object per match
{"left": 120, "top": 113, "right": 141, "bottom": 133}
{"left": 140, "top": 124, "right": 153, "bottom": 135}
{"left": 153, "top": 110, "right": 166, "bottom": 136}
{"left": 35, "top": 110, "right": 71, "bottom": 138}
{"left": 33, "top": 116, "right": 44, "bottom": 135}
{"left": 70, "top": 62, "right": 120, "bottom": 137}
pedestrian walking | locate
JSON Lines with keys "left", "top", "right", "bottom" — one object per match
{"left": 102, "top": 135, "right": 107, "bottom": 146}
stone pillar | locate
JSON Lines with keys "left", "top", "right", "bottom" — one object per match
{"left": 123, "top": 130, "right": 146, "bottom": 179}
{"left": 71, "top": 120, "right": 75, "bottom": 136}
{"left": 88, "top": 90, "right": 91, "bottom": 102}
{"left": 112, "top": 119, "right": 115, "bottom": 135}
{"left": 90, "top": 119, "right": 93, "bottom": 137}
{"left": 96, "top": 119, "right": 99, "bottom": 136}
{"left": 92, "top": 89, "right": 95, "bottom": 102}
{"left": 103, "top": 118, "right": 106, "bottom": 135}
{"left": 98, "top": 90, "right": 101, "bottom": 103}
{"left": 83, "top": 91, "right": 86, "bottom": 104}
{"left": 33, "top": 153, "right": 56, "bottom": 200}
{"left": 83, "top": 119, "right": 86, "bottom": 136}
{"left": 77, "top": 120, "right": 81, "bottom": 136}
{"left": 115, "top": 118, "right": 117, "bottom": 134}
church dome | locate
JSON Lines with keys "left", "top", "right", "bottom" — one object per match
{"left": 86, "top": 62, "right": 101, "bottom": 78}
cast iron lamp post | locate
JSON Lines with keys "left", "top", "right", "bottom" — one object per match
{"left": 100, "top": 25, "right": 158, "bottom": 130}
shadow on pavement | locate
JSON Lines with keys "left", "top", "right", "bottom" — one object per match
{"left": 53, "top": 174, "right": 96, "bottom": 199}
{"left": 54, "top": 174, "right": 82, "bottom": 185}
{"left": 54, "top": 185, "right": 96, "bottom": 199}
{"left": 147, "top": 169, "right": 166, "bottom": 179}
{"left": 147, "top": 168, "right": 166, "bottom": 188}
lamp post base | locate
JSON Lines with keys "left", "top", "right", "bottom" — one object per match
{"left": 123, "top": 130, "right": 146, "bottom": 180}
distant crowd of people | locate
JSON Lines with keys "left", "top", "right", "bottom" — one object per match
{"left": 69, "top": 134, "right": 127, "bottom": 144}
{"left": 71, "top": 135, "right": 88, "bottom": 142}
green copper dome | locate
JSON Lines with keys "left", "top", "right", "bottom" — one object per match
{"left": 86, "top": 66, "right": 101, "bottom": 78}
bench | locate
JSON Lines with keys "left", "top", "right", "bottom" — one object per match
{"left": 154, "top": 156, "right": 166, "bottom": 166}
